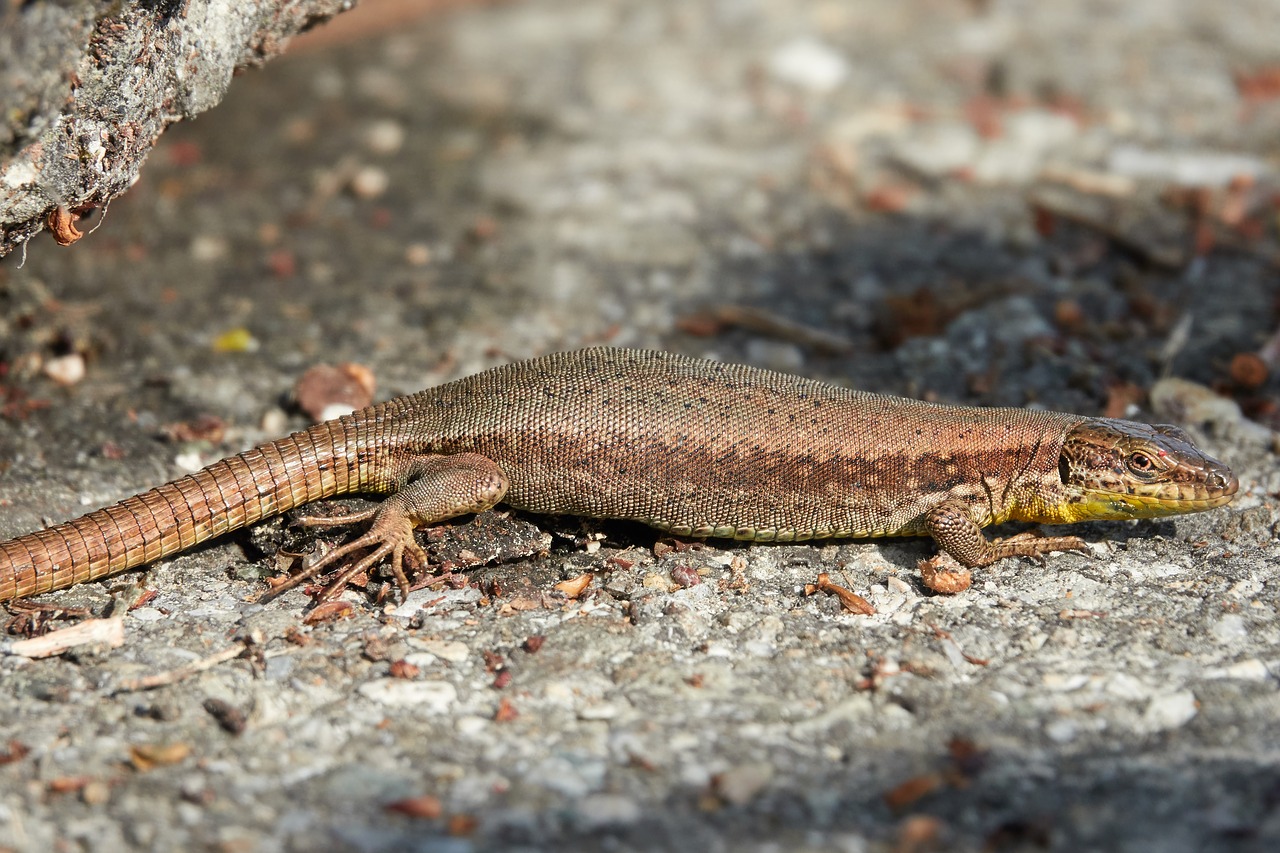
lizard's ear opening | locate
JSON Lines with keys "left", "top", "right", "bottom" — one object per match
{"left": 1058, "top": 454, "right": 1071, "bottom": 485}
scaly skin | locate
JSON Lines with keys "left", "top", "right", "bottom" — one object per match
{"left": 0, "top": 348, "right": 1238, "bottom": 602}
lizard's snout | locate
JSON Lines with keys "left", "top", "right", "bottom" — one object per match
{"left": 1186, "top": 455, "right": 1237, "bottom": 508}
{"left": 1208, "top": 469, "right": 1238, "bottom": 497}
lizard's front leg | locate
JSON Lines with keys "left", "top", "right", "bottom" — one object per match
{"left": 924, "top": 498, "right": 1089, "bottom": 568}
{"left": 267, "top": 453, "right": 509, "bottom": 602}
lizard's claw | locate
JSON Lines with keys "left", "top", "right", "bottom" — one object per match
{"left": 262, "top": 511, "right": 430, "bottom": 603}
{"left": 992, "top": 530, "right": 1089, "bottom": 565}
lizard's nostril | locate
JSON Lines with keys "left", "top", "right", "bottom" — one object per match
{"left": 1206, "top": 469, "right": 1238, "bottom": 495}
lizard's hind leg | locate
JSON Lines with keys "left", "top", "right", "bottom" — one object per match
{"left": 265, "top": 453, "right": 510, "bottom": 602}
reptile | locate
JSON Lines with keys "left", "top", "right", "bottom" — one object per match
{"left": 0, "top": 347, "right": 1237, "bottom": 602}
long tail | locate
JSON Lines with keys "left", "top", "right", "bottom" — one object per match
{"left": 0, "top": 419, "right": 366, "bottom": 600}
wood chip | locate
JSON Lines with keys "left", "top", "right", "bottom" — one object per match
{"left": 5, "top": 616, "right": 124, "bottom": 658}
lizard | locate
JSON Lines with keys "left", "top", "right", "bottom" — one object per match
{"left": 0, "top": 347, "right": 1238, "bottom": 603}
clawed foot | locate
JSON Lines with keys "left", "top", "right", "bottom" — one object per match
{"left": 262, "top": 507, "right": 431, "bottom": 603}
{"left": 990, "top": 531, "right": 1090, "bottom": 565}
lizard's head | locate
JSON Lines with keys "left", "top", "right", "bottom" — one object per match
{"left": 1053, "top": 418, "right": 1237, "bottom": 522}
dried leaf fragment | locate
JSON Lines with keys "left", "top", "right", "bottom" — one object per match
{"left": 808, "top": 572, "right": 876, "bottom": 614}
{"left": 0, "top": 740, "right": 31, "bottom": 766}
{"left": 203, "top": 698, "right": 248, "bottom": 735}
{"left": 295, "top": 363, "right": 377, "bottom": 422}
{"left": 389, "top": 659, "right": 420, "bottom": 679}
{"left": 554, "top": 572, "right": 592, "bottom": 599}
{"left": 918, "top": 556, "right": 972, "bottom": 594}
{"left": 894, "top": 813, "right": 945, "bottom": 853}
{"left": 48, "top": 775, "right": 92, "bottom": 794}
{"left": 883, "top": 772, "right": 944, "bottom": 812}
{"left": 48, "top": 206, "right": 83, "bottom": 246}
{"left": 129, "top": 742, "right": 192, "bottom": 771}
{"left": 494, "top": 696, "right": 519, "bottom": 722}
{"left": 385, "top": 794, "right": 443, "bottom": 819}
{"left": 303, "top": 600, "right": 354, "bottom": 625}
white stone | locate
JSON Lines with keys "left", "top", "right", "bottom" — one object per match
{"left": 1211, "top": 614, "right": 1249, "bottom": 643}
{"left": 189, "top": 234, "right": 228, "bottom": 262}
{"left": 573, "top": 793, "right": 643, "bottom": 829}
{"left": 356, "top": 679, "right": 457, "bottom": 713}
{"left": 364, "top": 119, "right": 406, "bottom": 155}
{"left": 128, "top": 607, "right": 167, "bottom": 622}
{"left": 411, "top": 639, "right": 471, "bottom": 663}
{"left": 716, "top": 762, "right": 774, "bottom": 806}
{"left": 455, "top": 715, "right": 489, "bottom": 736}
{"left": 1108, "top": 145, "right": 1268, "bottom": 187}
{"left": 768, "top": 37, "right": 849, "bottom": 93}
{"left": 1042, "top": 672, "right": 1090, "bottom": 691}
{"left": 1045, "top": 718, "right": 1079, "bottom": 743}
{"left": 578, "top": 701, "right": 623, "bottom": 720}
{"left": 1140, "top": 690, "right": 1198, "bottom": 732}
{"left": 1205, "top": 658, "right": 1270, "bottom": 682}
{"left": 892, "top": 123, "right": 979, "bottom": 177}
{"left": 349, "top": 165, "right": 389, "bottom": 199}
{"left": 1104, "top": 672, "right": 1149, "bottom": 700}
{"left": 43, "top": 354, "right": 85, "bottom": 387}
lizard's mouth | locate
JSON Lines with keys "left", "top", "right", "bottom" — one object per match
{"left": 1082, "top": 473, "right": 1238, "bottom": 518}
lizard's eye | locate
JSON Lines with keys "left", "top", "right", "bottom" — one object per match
{"left": 1126, "top": 452, "right": 1157, "bottom": 477}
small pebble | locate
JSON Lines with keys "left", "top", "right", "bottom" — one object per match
{"left": 1141, "top": 690, "right": 1198, "bottom": 732}
{"left": 578, "top": 701, "right": 622, "bottom": 720}
{"left": 1044, "top": 718, "right": 1079, "bottom": 743}
{"left": 1108, "top": 145, "right": 1268, "bottom": 187}
{"left": 404, "top": 242, "right": 432, "bottom": 266}
{"left": 81, "top": 780, "right": 111, "bottom": 805}
{"left": 357, "top": 679, "right": 457, "bottom": 713}
{"left": 364, "top": 119, "right": 406, "bottom": 155}
{"left": 260, "top": 407, "right": 289, "bottom": 434}
{"left": 1218, "top": 659, "right": 1270, "bottom": 681}
{"left": 1230, "top": 352, "right": 1268, "bottom": 390}
{"left": 573, "top": 794, "right": 643, "bottom": 830}
{"left": 1210, "top": 614, "right": 1248, "bottom": 643}
{"left": 350, "top": 165, "right": 390, "bottom": 199}
{"left": 411, "top": 639, "right": 471, "bottom": 663}
{"left": 456, "top": 715, "right": 489, "bottom": 736}
{"left": 43, "top": 353, "right": 85, "bottom": 386}
{"left": 768, "top": 37, "right": 849, "bottom": 92}
{"left": 715, "top": 762, "right": 774, "bottom": 806}
{"left": 189, "top": 234, "right": 228, "bottom": 262}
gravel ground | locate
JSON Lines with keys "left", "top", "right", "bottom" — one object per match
{"left": 1, "top": 1, "right": 1279, "bottom": 851}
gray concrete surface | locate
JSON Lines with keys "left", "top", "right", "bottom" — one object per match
{"left": 1, "top": 1, "right": 1278, "bottom": 850}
